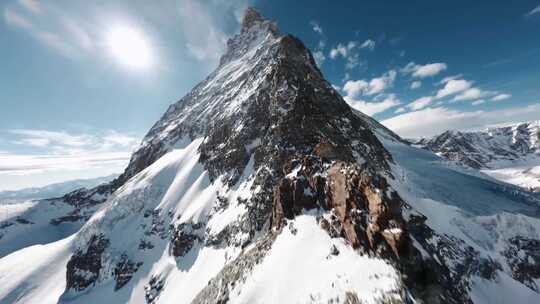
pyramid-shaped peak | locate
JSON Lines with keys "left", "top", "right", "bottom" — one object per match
{"left": 241, "top": 7, "right": 266, "bottom": 31}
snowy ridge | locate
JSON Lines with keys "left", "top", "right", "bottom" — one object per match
{"left": 417, "top": 120, "right": 540, "bottom": 190}
{"left": 383, "top": 137, "right": 540, "bottom": 301}
{"left": 0, "top": 175, "right": 116, "bottom": 202}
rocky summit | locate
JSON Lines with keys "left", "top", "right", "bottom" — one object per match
{"left": 1, "top": 8, "right": 540, "bottom": 304}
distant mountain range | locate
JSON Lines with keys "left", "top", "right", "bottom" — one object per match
{"left": 417, "top": 121, "right": 540, "bottom": 191}
{"left": 0, "top": 174, "right": 117, "bottom": 202}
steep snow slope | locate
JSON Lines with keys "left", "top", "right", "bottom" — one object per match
{"left": 418, "top": 121, "right": 540, "bottom": 190}
{"left": 2, "top": 125, "right": 539, "bottom": 304}
{"left": 1, "top": 8, "right": 540, "bottom": 304}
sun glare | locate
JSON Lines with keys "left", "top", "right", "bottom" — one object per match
{"left": 106, "top": 25, "right": 153, "bottom": 69}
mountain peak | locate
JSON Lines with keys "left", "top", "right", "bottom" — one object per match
{"left": 240, "top": 7, "right": 265, "bottom": 32}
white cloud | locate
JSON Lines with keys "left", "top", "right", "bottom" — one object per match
{"left": 472, "top": 99, "right": 485, "bottom": 106}
{"left": 9, "top": 129, "right": 139, "bottom": 150}
{"left": 330, "top": 43, "right": 348, "bottom": 59}
{"left": 438, "top": 74, "right": 463, "bottom": 84}
{"left": 310, "top": 21, "right": 323, "bottom": 35}
{"left": 452, "top": 87, "right": 493, "bottom": 102}
{"left": 102, "top": 131, "right": 140, "bottom": 147}
{"left": 10, "top": 129, "right": 94, "bottom": 147}
{"left": 313, "top": 50, "right": 326, "bottom": 66}
{"left": 410, "top": 81, "right": 421, "bottom": 89}
{"left": 395, "top": 107, "right": 406, "bottom": 114}
{"left": 18, "top": 0, "right": 43, "bottom": 15}
{"left": 491, "top": 93, "right": 511, "bottom": 101}
{"left": 177, "top": 1, "right": 229, "bottom": 63}
{"left": 1, "top": 129, "right": 141, "bottom": 190}
{"left": 360, "top": 39, "right": 375, "bottom": 51}
{"left": 344, "top": 94, "right": 400, "bottom": 116}
{"left": 61, "top": 17, "right": 93, "bottom": 51}
{"left": 367, "top": 70, "right": 396, "bottom": 95}
{"left": 4, "top": 8, "right": 78, "bottom": 58}
{"left": 0, "top": 151, "right": 130, "bottom": 191}
{"left": 308, "top": 21, "right": 327, "bottom": 67}
{"left": 381, "top": 103, "right": 540, "bottom": 138}
{"left": 329, "top": 40, "right": 370, "bottom": 69}
{"left": 435, "top": 79, "right": 472, "bottom": 99}
{"left": 343, "top": 80, "right": 368, "bottom": 97}
{"left": 407, "top": 96, "right": 433, "bottom": 110}
{"left": 343, "top": 70, "right": 396, "bottom": 97}
{"left": 526, "top": 5, "right": 540, "bottom": 17}
{"left": 344, "top": 52, "right": 360, "bottom": 69}
{"left": 401, "top": 62, "right": 447, "bottom": 78}
{"left": 4, "top": 8, "right": 33, "bottom": 30}
{"left": 5, "top": 0, "right": 248, "bottom": 67}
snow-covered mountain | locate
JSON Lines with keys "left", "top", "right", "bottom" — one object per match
{"left": 0, "top": 175, "right": 117, "bottom": 202}
{"left": 417, "top": 121, "right": 540, "bottom": 191}
{"left": 1, "top": 8, "right": 540, "bottom": 304}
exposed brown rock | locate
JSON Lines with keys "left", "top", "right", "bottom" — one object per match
{"left": 271, "top": 160, "right": 320, "bottom": 229}
{"left": 271, "top": 158, "right": 411, "bottom": 259}
{"left": 314, "top": 140, "right": 342, "bottom": 160}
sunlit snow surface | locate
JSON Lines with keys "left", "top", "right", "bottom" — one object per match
{"left": 1, "top": 134, "right": 540, "bottom": 303}
{"left": 481, "top": 157, "right": 540, "bottom": 190}
{"left": 383, "top": 138, "right": 540, "bottom": 303}
{"left": 229, "top": 215, "right": 403, "bottom": 304}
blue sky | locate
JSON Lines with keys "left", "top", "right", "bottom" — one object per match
{"left": 1, "top": 0, "right": 539, "bottom": 190}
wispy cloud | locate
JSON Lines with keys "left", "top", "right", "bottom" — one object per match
{"left": 177, "top": 0, "right": 230, "bottom": 63}
{"left": 0, "top": 128, "right": 141, "bottom": 190}
{"left": 437, "top": 74, "right": 463, "bottom": 85}
{"left": 471, "top": 99, "right": 485, "bottom": 106}
{"left": 9, "top": 129, "right": 139, "bottom": 151}
{"left": 10, "top": 129, "right": 93, "bottom": 147}
{"left": 4, "top": 7, "right": 79, "bottom": 58}
{"left": 360, "top": 39, "right": 375, "bottom": 51}
{"left": 329, "top": 38, "right": 374, "bottom": 70}
{"left": 410, "top": 81, "right": 421, "bottom": 90}
{"left": 452, "top": 87, "right": 494, "bottom": 102}
{"left": 525, "top": 5, "right": 540, "bottom": 17}
{"left": 401, "top": 62, "right": 447, "bottom": 78}
{"left": 0, "top": 152, "right": 130, "bottom": 176}
{"left": 382, "top": 103, "right": 540, "bottom": 138}
{"left": 4, "top": 8, "right": 32, "bottom": 29}
{"left": 491, "top": 93, "right": 512, "bottom": 101}
{"left": 435, "top": 79, "right": 473, "bottom": 99}
{"left": 341, "top": 69, "right": 400, "bottom": 116}
{"left": 345, "top": 94, "right": 401, "bottom": 116}
{"left": 310, "top": 21, "right": 323, "bottom": 35}
{"left": 4, "top": 0, "right": 248, "bottom": 69}
{"left": 407, "top": 96, "right": 433, "bottom": 110}
{"left": 343, "top": 70, "right": 397, "bottom": 97}
{"left": 309, "top": 20, "right": 326, "bottom": 67}
{"left": 18, "top": 0, "right": 43, "bottom": 15}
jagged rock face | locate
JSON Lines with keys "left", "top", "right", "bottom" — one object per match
{"left": 503, "top": 236, "right": 540, "bottom": 291}
{"left": 271, "top": 157, "right": 409, "bottom": 259}
{"left": 170, "top": 222, "right": 204, "bottom": 257}
{"left": 119, "top": 7, "right": 391, "bottom": 188}
{"left": 417, "top": 121, "right": 540, "bottom": 169}
{"left": 406, "top": 213, "right": 502, "bottom": 304}
{"left": 42, "top": 8, "right": 540, "bottom": 304}
{"left": 66, "top": 234, "right": 110, "bottom": 291}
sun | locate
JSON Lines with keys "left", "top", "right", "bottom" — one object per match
{"left": 106, "top": 25, "right": 153, "bottom": 69}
